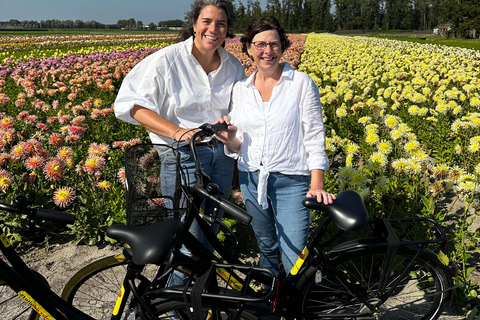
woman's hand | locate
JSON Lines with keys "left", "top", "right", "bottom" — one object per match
{"left": 307, "top": 187, "right": 336, "bottom": 205}
{"left": 173, "top": 127, "right": 200, "bottom": 144}
{"left": 215, "top": 116, "right": 240, "bottom": 152}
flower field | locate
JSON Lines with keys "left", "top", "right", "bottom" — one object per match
{"left": 0, "top": 32, "right": 479, "bottom": 301}
{"left": 300, "top": 34, "right": 480, "bottom": 301}
{"left": 0, "top": 33, "right": 306, "bottom": 245}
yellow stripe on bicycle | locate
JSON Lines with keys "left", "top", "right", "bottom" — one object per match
{"left": 113, "top": 285, "right": 126, "bottom": 316}
{"left": 0, "top": 233, "right": 11, "bottom": 247}
{"left": 290, "top": 247, "right": 309, "bottom": 275}
{"left": 216, "top": 267, "right": 244, "bottom": 291}
{"left": 18, "top": 291, "right": 55, "bottom": 320}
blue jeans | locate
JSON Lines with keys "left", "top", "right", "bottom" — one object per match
{"left": 160, "top": 143, "right": 235, "bottom": 284}
{"left": 239, "top": 171, "right": 310, "bottom": 276}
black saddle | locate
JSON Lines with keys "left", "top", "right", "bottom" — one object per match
{"left": 107, "top": 218, "right": 184, "bottom": 265}
{"left": 303, "top": 190, "right": 368, "bottom": 231}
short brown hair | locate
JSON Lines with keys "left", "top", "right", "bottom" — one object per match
{"left": 240, "top": 16, "right": 291, "bottom": 58}
{"left": 178, "top": 0, "right": 236, "bottom": 41}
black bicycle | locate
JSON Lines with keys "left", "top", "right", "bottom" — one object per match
{"left": 1, "top": 123, "right": 458, "bottom": 320}
{"left": 61, "top": 123, "right": 457, "bottom": 320}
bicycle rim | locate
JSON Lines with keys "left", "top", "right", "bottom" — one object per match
{"left": 61, "top": 254, "right": 162, "bottom": 320}
{"left": 300, "top": 248, "right": 449, "bottom": 320}
{"left": 0, "top": 280, "right": 39, "bottom": 320}
{"left": 146, "top": 300, "right": 259, "bottom": 320}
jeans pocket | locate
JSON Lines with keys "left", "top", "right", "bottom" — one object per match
{"left": 178, "top": 148, "right": 190, "bottom": 163}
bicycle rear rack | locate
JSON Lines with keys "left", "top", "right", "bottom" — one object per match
{"left": 163, "top": 263, "right": 278, "bottom": 303}
{"left": 371, "top": 217, "right": 447, "bottom": 247}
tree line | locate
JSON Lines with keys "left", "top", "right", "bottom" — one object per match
{"left": 0, "top": 19, "right": 184, "bottom": 31}
{"left": 234, "top": 0, "right": 479, "bottom": 37}
{"left": 0, "top": 0, "right": 478, "bottom": 38}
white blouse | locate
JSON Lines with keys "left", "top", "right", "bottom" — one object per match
{"left": 114, "top": 36, "right": 246, "bottom": 145}
{"left": 226, "top": 63, "right": 329, "bottom": 208}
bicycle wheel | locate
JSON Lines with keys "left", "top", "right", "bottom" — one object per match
{"left": 61, "top": 254, "right": 129, "bottom": 319}
{"left": 0, "top": 279, "right": 39, "bottom": 320}
{"left": 145, "top": 300, "right": 259, "bottom": 320}
{"left": 300, "top": 247, "right": 450, "bottom": 320}
{"left": 62, "top": 253, "right": 163, "bottom": 320}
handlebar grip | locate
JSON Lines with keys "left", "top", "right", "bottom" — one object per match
{"left": 199, "top": 122, "right": 228, "bottom": 136}
{"left": 37, "top": 209, "right": 76, "bottom": 224}
{"left": 218, "top": 199, "right": 252, "bottom": 224}
{"left": 210, "top": 122, "right": 228, "bottom": 133}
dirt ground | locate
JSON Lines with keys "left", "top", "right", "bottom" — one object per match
{"left": 14, "top": 193, "right": 480, "bottom": 319}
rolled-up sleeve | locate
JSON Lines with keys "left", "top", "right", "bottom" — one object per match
{"left": 301, "top": 77, "right": 329, "bottom": 172}
{"left": 114, "top": 55, "right": 167, "bottom": 125}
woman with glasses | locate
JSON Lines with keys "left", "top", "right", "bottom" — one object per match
{"left": 216, "top": 16, "right": 335, "bottom": 276}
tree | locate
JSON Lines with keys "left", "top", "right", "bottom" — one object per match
{"left": 234, "top": 1, "right": 250, "bottom": 32}
{"left": 265, "top": 0, "right": 282, "bottom": 18}
{"left": 440, "top": 0, "right": 480, "bottom": 38}
{"left": 117, "top": 19, "right": 127, "bottom": 29}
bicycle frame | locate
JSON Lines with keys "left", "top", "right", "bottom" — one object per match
{"left": 155, "top": 125, "right": 454, "bottom": 319}
{"left": 0, "top": 231, "right": 96, "bottom": 320}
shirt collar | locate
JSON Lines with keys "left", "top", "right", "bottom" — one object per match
{"left": 244, "top": 62, "right": 294, "bottom": 88}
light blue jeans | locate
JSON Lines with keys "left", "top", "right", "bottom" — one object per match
{"left": 160, "top": 143, "right": 235, "bottom": 285}
{"left": 239, "top": 171, "right": 310, "bottom": 276}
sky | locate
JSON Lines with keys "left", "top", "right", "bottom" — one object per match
{"left": 0, "top": 0, "right": 267, "bottom": 25}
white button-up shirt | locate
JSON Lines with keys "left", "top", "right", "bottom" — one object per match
{"left": 226, "top": 63, "right": 329, "bottom": 209}
{"left": 114, "top": 36, "right": 246, "bottom": 145}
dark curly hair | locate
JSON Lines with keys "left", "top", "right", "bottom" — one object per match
{"left": 178, "top": 0, "right": 236, "bottom": 41}
{"left": 240, "top": 16, "right": 291, "bottom": 58}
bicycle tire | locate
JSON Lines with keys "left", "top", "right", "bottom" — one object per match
{"left": 144, "top": 300, "right": 259, "bottom": 320}
{"left": 61, "top": 253, "right": 129, "bottom": 319}
{"left": 0, "top": 279, "right": 40, "bottom": 320}
{"left": 299, "top": 247, "right": 450, "bottom": 320}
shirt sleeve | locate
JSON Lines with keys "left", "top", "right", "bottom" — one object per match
{"left": 301, "top": 75, "right": 330, "bottom": 172}
{"left": 114, "top": 53, "right": 167, "bottom": 125}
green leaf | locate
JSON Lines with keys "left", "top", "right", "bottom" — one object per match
{"left": 466, "top": 267, "right": 475, "bottom": 277}
{"left": 466, "top": 307, "right": 478, "bottom": 320}
{"left": 437, "top": 251, "right": 449, "bottom": 266}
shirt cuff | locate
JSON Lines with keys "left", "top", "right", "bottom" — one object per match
{"left": 307, "top": 156, "right": 330, "bottom": 172}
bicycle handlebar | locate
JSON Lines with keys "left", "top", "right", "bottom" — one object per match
{"left": 192, "top": 184, "right": 252, "bottom": 224}
{"left": 189, "top": 123, "right": 252, "bottom": 224}
{"left": 0, "top": 200, "right": 76, "bottom": 225}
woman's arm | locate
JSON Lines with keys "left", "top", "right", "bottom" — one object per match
{"left": 130, "top": 105, "right": 199, "bottom": 143}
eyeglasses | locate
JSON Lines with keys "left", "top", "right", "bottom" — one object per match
{"left": 251, "top": 41, "right": 281, "bottom": 51}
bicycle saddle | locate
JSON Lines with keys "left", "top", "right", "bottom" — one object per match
{"left": 107, "top": 218, "right": 184, "bottom": 265}
{"left": 303, "top": 190, "right": 368, "bottom": 231}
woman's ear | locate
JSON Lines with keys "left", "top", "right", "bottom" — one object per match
{"left": 246, "top": 44, "right": 253, "bottom": 58}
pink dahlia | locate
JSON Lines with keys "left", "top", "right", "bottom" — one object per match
{"left": 25, "top": 155, "right": 45, "bottom": 172}
{"left": 53, "top": 186, "right": 76, "bottom": 208}
{"left": 83, "top": 155, "right": 105, "bottom": 174}
{"left": 49, "top": 133, "right": 64, "bottom": 147}
{"left": 43, "top": 158, "right": 64, "bottom": 181}
{"left": 0, "top": 169, "right": 13, "bottom": 191}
